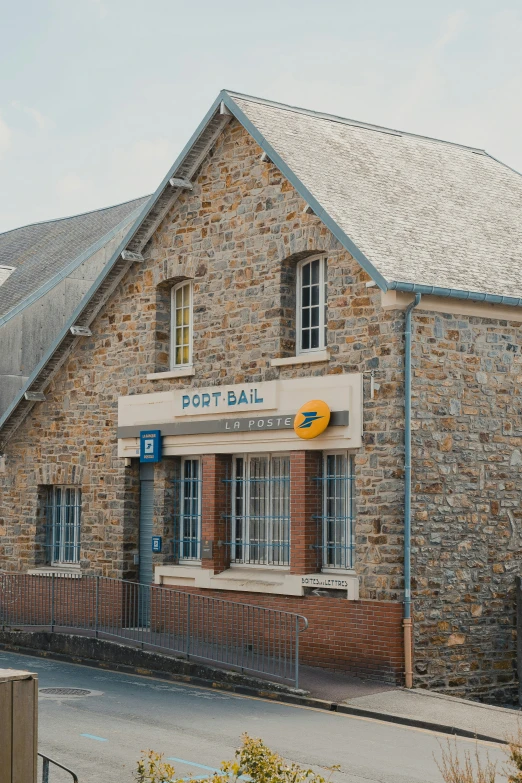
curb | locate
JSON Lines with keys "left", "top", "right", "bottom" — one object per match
{"left": 0, "top": 641, "right": 506, "bottom": 745}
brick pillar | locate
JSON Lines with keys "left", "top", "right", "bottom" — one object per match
{"left": 290, "top": 450, "right": 322, "bottom": 575}
{"left": 201, "top": 454, "right": 231, "bottom": 573}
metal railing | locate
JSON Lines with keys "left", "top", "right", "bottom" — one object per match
{"left": 39, "top": 752, "right": 78, "bottom": 783}
{"left": 0, "top": 573, "right": 308, "bottom": 687}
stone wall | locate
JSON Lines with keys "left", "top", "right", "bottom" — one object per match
{"left": 411, "top": 309, "right": 522, "bottom": 701}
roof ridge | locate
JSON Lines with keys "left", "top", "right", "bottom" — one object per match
{"left": 0, "top": 194, "right": 150, "bottom": 238}
{"left": 225, "top": 90, "right": 488, "bottom": 155}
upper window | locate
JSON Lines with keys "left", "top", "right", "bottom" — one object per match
{"left": 45, "top": 486, "right": 81, "bottom": 565}
{"left": 297, "top": 256, "right": 327, "bottom": 354}
{"left": 171, "top": 281, "right": 193, "bottom": 368}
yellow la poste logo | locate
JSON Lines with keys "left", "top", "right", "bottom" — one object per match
{"left": 294, "top": 400, "right": 331, "bottom": 439}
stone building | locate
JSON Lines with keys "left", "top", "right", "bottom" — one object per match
{"left": 1, "top": 91, "right": 522, "bottom": 700}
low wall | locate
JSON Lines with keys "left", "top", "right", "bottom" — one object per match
{"left": 161, "top": 586, "right": 405, "bottom": 684}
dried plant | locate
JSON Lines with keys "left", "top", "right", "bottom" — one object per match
{"left": 505, "top": 726, "right": 522, "bottom": 782}
{"left": 436, "top": 739, "right": 497, "bottom": 783}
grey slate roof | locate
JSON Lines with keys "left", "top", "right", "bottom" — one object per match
{"left": 229, "top": 93, "right": 522, "bottom": 300}
{"left": 0, "top": 196, "right": 148, "bottom": 318}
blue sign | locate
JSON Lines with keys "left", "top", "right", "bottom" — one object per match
{"left": 140, "top": 430, "right": 162, "bottom": 463}
{"left": 152, "top": 536, "right": 162, "bottom": 553}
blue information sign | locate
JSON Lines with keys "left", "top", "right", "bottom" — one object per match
{"left": 140, "top": 430, "right": 162, "bottom": 463}
{"left": 152, "top": 536, "right": 162, "bottom": 553}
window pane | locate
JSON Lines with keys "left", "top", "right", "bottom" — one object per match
{"left": 323, "top": 454, "right": 350, "bottom": 569}
{"left": 230, "top": 455, "right": 290, "bottom": 567}
{"left": 299, "top": 258, "right": 326, "bottom": 353}
{"left": 180, "top": 459, "right": 200, "bottom": 559}
{"left": 172, "top": 283, "right": 192, "bottom": 367}
{"left": 48, "top": 486, "right": 80, "bottom": 564}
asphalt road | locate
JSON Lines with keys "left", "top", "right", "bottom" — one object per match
{"left": 0, "top": 650, "right": 507, "bottom": 783}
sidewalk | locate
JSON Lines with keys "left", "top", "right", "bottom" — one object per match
{"left": 298, "top": 666, "right": 521, "bottom": 743}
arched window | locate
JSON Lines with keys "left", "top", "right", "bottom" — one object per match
{"left": 170, "top": 281, "right": 193, "bottom": 368}
{"left": 296, "top": 256, "right": 327, "bottom": 354}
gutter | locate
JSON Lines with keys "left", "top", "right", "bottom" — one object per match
{"left": 403, "top": 293, "right": 421, "bottom": 688}
{"left": 389, "top": 281, "right": 522, "bottom": 308}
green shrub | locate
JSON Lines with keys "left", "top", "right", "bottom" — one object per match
{"left": 136, "top": 734, "right": 339, "bottom": 783}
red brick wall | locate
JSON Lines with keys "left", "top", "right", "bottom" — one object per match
{"left": 164, "top": 585, "right": 404, "bottom": 683}
{"left": 0, "top": 575, "right": 137, "bottom": 631}
{"left": 201, "top": 454, "right": 231, "bottom": 572}
{"left": 290, "top": 451, "right": 322, "bottom": 574}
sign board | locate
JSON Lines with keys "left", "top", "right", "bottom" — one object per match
{"left": 152, "top": 536, "right": 162, "bottom": 553}
{"left": 173, "top": 381, "right": 278, "bottom": 417}
{"left": 301, "top": 575, "right": 349, "bottom": 589}
{"left": 140, "top": 430, "right": 162, "bottom": 463}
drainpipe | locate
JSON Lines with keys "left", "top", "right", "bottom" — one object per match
{"left": 403, "top": 293, "right": 421, "bottom": 688}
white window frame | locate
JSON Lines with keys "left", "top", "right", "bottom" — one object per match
{"left": 178, "top": 456, "right": 202, "bottom": 562}
{"left": 230, "top": 453, "right": 291, "bottom": 568}
{"left": 296, "top": 255, "right": 327, "bottom": 355}
{"left": 47, "top": 486, "right": 81, "bottom": 565}
{"left": 321, "top": 450, "right": 354, "bottom": 572}
{"left": 170, "top": 280, "right": 193, "bottom": 369}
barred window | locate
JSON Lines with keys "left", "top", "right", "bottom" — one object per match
{"left": 320, "top": 452, "right": 354, "bottom": 570}
{"left": 45, "top": 486, "right": 81, "bottom": 565}
{"left": 297, "top": 256, "right": 327, "bottom": 353}
{"left": 171, "top": 281, "right": 193, "bottom": 368}
{"left": 229, "top": 454, "right": 290, "bottom": 566}
{"left": 174, "top": 457, "right": 201, "bottom": 561}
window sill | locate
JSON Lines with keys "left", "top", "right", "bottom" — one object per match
{"left": 155, "top": 565, "right": 359, "bottom": 598}
{"left": 27, "top": 566, "right": 81, "bottom": 578}
{"left": 269, "top": 350, "right": 330, "bottom": 367}
{"left": 147, "top": 367, "right": 195, "bottom": 380}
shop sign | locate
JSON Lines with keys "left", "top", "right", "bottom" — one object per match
{"left": 118, "top": 411, "right": 349, "bottom": 440}
{"left": 294, "top": 400, "right": 331, "bottom": 440}
{"left": 140, "top": 430, "right": 162, "bottom": 463}
{"left": 174, "top": 381, "right": 278, "bottom": 417}
{"left": 301, "top": 575, "right": 349, "bottom": 589}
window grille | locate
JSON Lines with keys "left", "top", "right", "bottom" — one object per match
{"left": 225, "top": 455, "right": 290, "bottom": 566}
{"left": 297, "top": 256, "right": 327, "bottom": 353}
{"left": 171, "top": 281, "right": 193, "bottom": 367}
{"left": 44, "top": 486, "right": 81, "bottom": 565}
{"left": 314, "top": 453, "right": 354, "bottom": 570}
{"left": 173, "top": 457, "right": 201, "bottom": 561}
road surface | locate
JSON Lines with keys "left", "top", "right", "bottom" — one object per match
{"left": 0, "top": 650, "right": 506, "bottom": 783}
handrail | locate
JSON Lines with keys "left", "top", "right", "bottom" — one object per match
{"left": 0, "top": 572, "right": 308, "bottom": 687}
{"left": 39, "top": 752, "right": 79, "bottom": 783}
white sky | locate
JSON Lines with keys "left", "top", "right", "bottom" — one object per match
{"left": 1, "top": 0, "right": 521, "bottom": 233}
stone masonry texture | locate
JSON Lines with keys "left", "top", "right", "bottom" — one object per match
{"left": 0, "top": 118, "right": 519, "bottom": 698}
{"left": 411, "top": 311, "right": 522, "bottom": 702}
